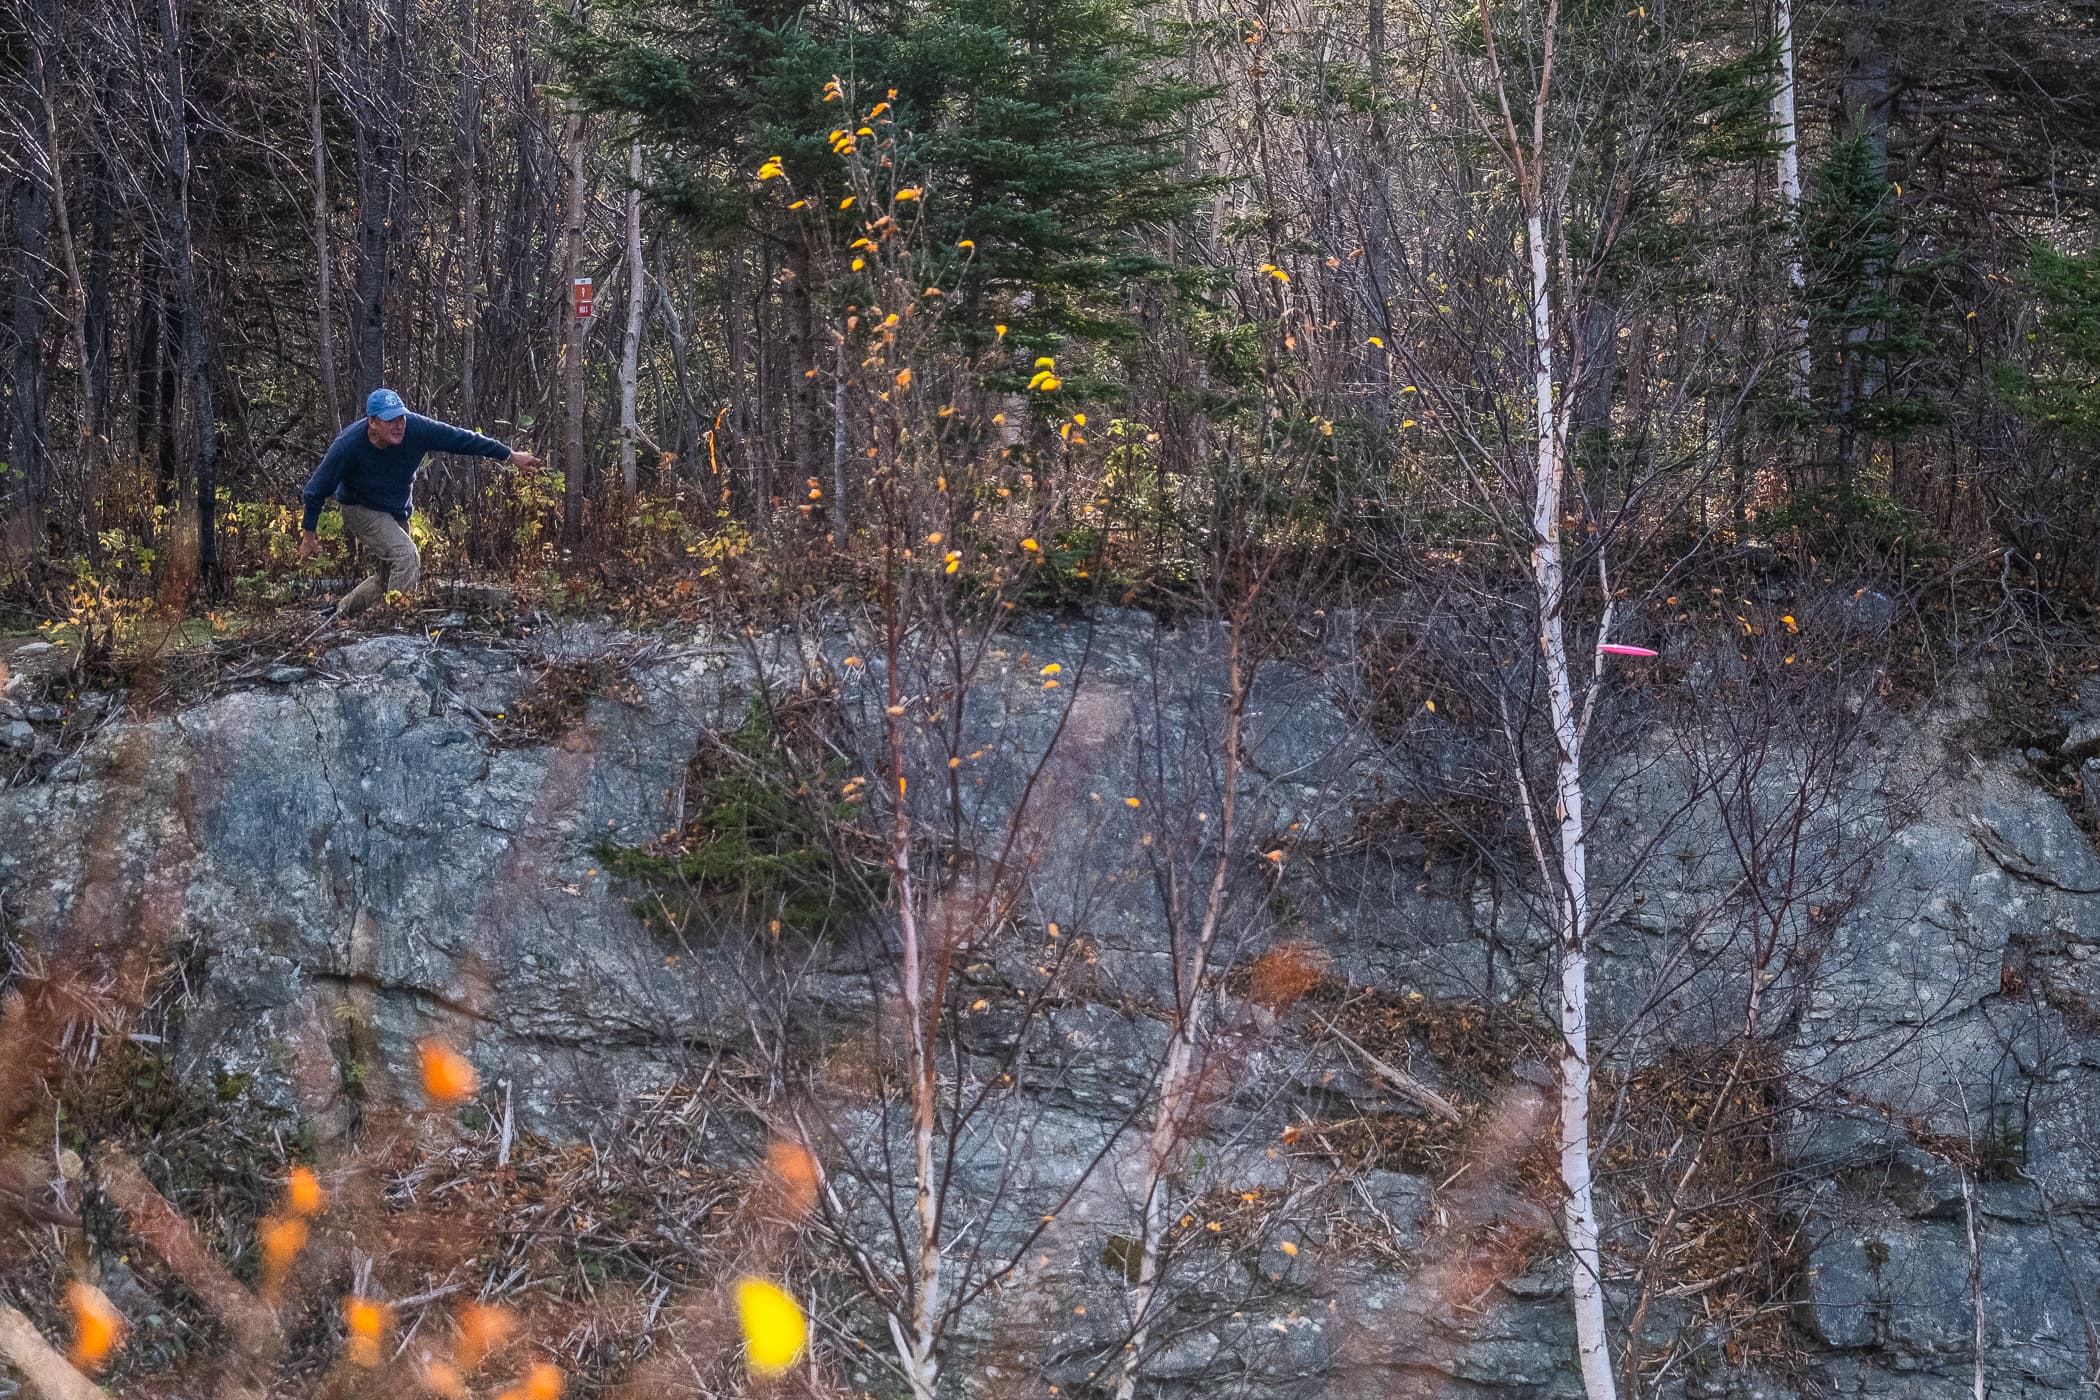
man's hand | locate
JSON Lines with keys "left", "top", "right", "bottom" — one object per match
{"left": 298, "top": 529, "right": 321, "bottom": 565}
{"left": 509, "top": 449, "right": 541, "bottom": 471}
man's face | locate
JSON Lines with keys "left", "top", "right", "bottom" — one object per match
{"left": 366, "top": 414, "right": 408, "bottom": 448}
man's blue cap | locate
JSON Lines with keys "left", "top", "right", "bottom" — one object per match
{"left": 366, "top": 388, "right": 408, "bottom": 421}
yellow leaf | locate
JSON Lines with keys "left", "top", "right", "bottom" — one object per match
{"left": 1040, "top": 662, "right": 1061, "bottom": 674}
{"left": 839, "top": 196, "right": 855, "bottom": 210}
{"left": 736, "top": 1277, "right": 808, "bottom": 1374}
{"left": 895, "top": 187, "right": 922, "bottom": 201}
{"left": 1022, "top": 539, "right": 1040, "bottom": 552}
{"left": 959, "top": 239, "right": 976, "bottom": 249}
{"left": 1366, "top": 336, "right": 1383, "bottom": 347}
{"left": 895, "top": 367, "right": 913, "bottom": 388}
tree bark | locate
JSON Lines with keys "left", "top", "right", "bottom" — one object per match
{"left": 650, "top": 240, "right": 700, "bottom": 465}
{"left": 456, "top": 0, "right": 481, "bottom": 423}
{"left": 559, "top": 75, "right": 588, "bottom": 553}
{"left": 8, "top": 169, "right": 52, "bottom": 553}
{"left": 617, "top": 140, "right": 644, "bottom": 504}
{"left": 882, "top": 578, "right": 940, "bottom": 1400}
{"left": 1771, "top": 0, "right": 1811, "bottom": 399}
{"left": 85, "top": 113, "right": 114, "bottom": 440}
{"left": 159, "top": 0, "right": 220, "bottom": 595}
{"left": 350, "top": 0, "right": 408, "bottom": 395}
{"left": 1523, "top": 203, "right": 1615, "bottom": 1400}
{"left": 309, "top": 30, "right": 340, "bottom": 423}
{"left": 133, "top": 253, "right": 161, "bottom": 468}
{"left": 786, "top": 243, "right": 821, "bottom": 494}
{"left": 34, "top": 10, "right": 93, "bottom": 451}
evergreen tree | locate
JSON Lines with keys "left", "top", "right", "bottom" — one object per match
{"left": 552, "top": 0, "right": 1206, "bottom": 373}
{"left": 1802, "top": 134, "right": 1943, "bottom": 477}
{"left": 1996, "top": 244, "right": 2100, "bottom": 443}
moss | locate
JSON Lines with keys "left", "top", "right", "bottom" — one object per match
{"left": 594, "top": 697, "right": 878, "bottom": 937}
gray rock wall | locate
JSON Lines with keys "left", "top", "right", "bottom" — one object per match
{"left": 5, "top": 615, "right": 2100, "bottom": 1398}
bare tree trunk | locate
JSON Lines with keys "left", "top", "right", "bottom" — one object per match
{"left": 309, "top": 31, "right": 339, "bottom": 423}
{"left": 350, "top": 0, "right": 408, "bottom": 395}
{"left": 1834, "top": 0, "right": 1891, "bottom": 484}
{"left": 6, "top": 0, "right": 59, "bottom": 554}
{"left": 559, "top": 80, "right": 588, "bottom": 553}
{"left": 85, "top": 117, "right": 113, "bottom": 440}
{"left": 159, "top": 0, "right": 220, "bottom": 595}
{"left": 617, "top": 140, "right": 644, "bottom": 504}
{"left": 786, "top": 243, "right": 821, "bottom": 494}
{"left": 8, "top": 61, "right": 55, "bottom": 552}
{"left": 831, "top": 340, "right": 848, "bottom": 529}
{"left": 882, "top": 577, "right": 941, "bottom": 1400}
{"left": 1523, "top": 202, "right": 1616, "bottom": 1400}
{"left": 133, "top": 255, "right": 160, "bottom": 466}
{"left": 456, "top": 0, "right": 480, "bottom": 423}
{"left": 650, "top": 240, "right": 700, "bottom": 464}
{"left": 34, "top": 27, "right": 93, "bottom": 448}
{"left": 1771, "top": 0, "right": 1811, "bottom": 399}
{"left": 1115, "top": 624, "right": 1247, "bottom": 1400}
{"left": 1960, "top": 1167, "right": 1986, "bottom": 1400}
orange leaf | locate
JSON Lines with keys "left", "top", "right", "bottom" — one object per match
{"left": 67, "top": 1283, "right": 124, "bottom": 1371}
{"left": 419, "top": 1039, "right": 478, "bottom": 1105}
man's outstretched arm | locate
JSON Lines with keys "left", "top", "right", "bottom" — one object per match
{"left": 412, "top": 415, "right": 539, "bottom": 470}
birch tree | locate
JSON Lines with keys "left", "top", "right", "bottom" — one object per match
{"left": 1771, "top": 0, "right": 1811, "bottom": 398}
{"left": 1468, "top": 0, "right": 1616, "bottom": 1391}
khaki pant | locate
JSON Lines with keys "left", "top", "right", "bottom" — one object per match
{"left": 336, "top": 502, "right": 420, "bottom": 619}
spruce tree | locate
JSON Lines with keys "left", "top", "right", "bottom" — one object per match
{"left": 552, "top": 0, "right": 1206, "bottom": 373}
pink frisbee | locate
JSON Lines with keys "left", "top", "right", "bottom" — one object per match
{"left": 1598, "top": 644, "right": 1659, "bottom": 657}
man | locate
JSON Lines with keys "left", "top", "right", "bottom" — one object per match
{"left": 299, "top": 388, "right": 540, "bottom": 620}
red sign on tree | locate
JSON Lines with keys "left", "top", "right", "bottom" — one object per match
{"left": 572, "top": 277, "right": 594, "bottom": 319}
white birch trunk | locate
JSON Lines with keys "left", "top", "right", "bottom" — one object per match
{"left": 1771, "top": 0, "right": 1811, "bottom": 398}
{"left": 1523, "top": 209, "right": 1618, "bottom": 1400}
{"left": 886, "top": 624, "right": 941, "bottom": 1400}
{"left": 618, "top": 140, "right": 645, "bottom": 504}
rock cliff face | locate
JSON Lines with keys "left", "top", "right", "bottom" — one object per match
{"left": 4, "top": 614, "right": 2100, "bottom": 1398}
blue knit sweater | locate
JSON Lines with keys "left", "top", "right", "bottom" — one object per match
{"left": 301, "top": 414, "right": 513, "bottom": 532}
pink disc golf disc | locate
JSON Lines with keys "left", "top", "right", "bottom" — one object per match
{"left": 1598, "top": 644, "right": 1659, "bottom": 657}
